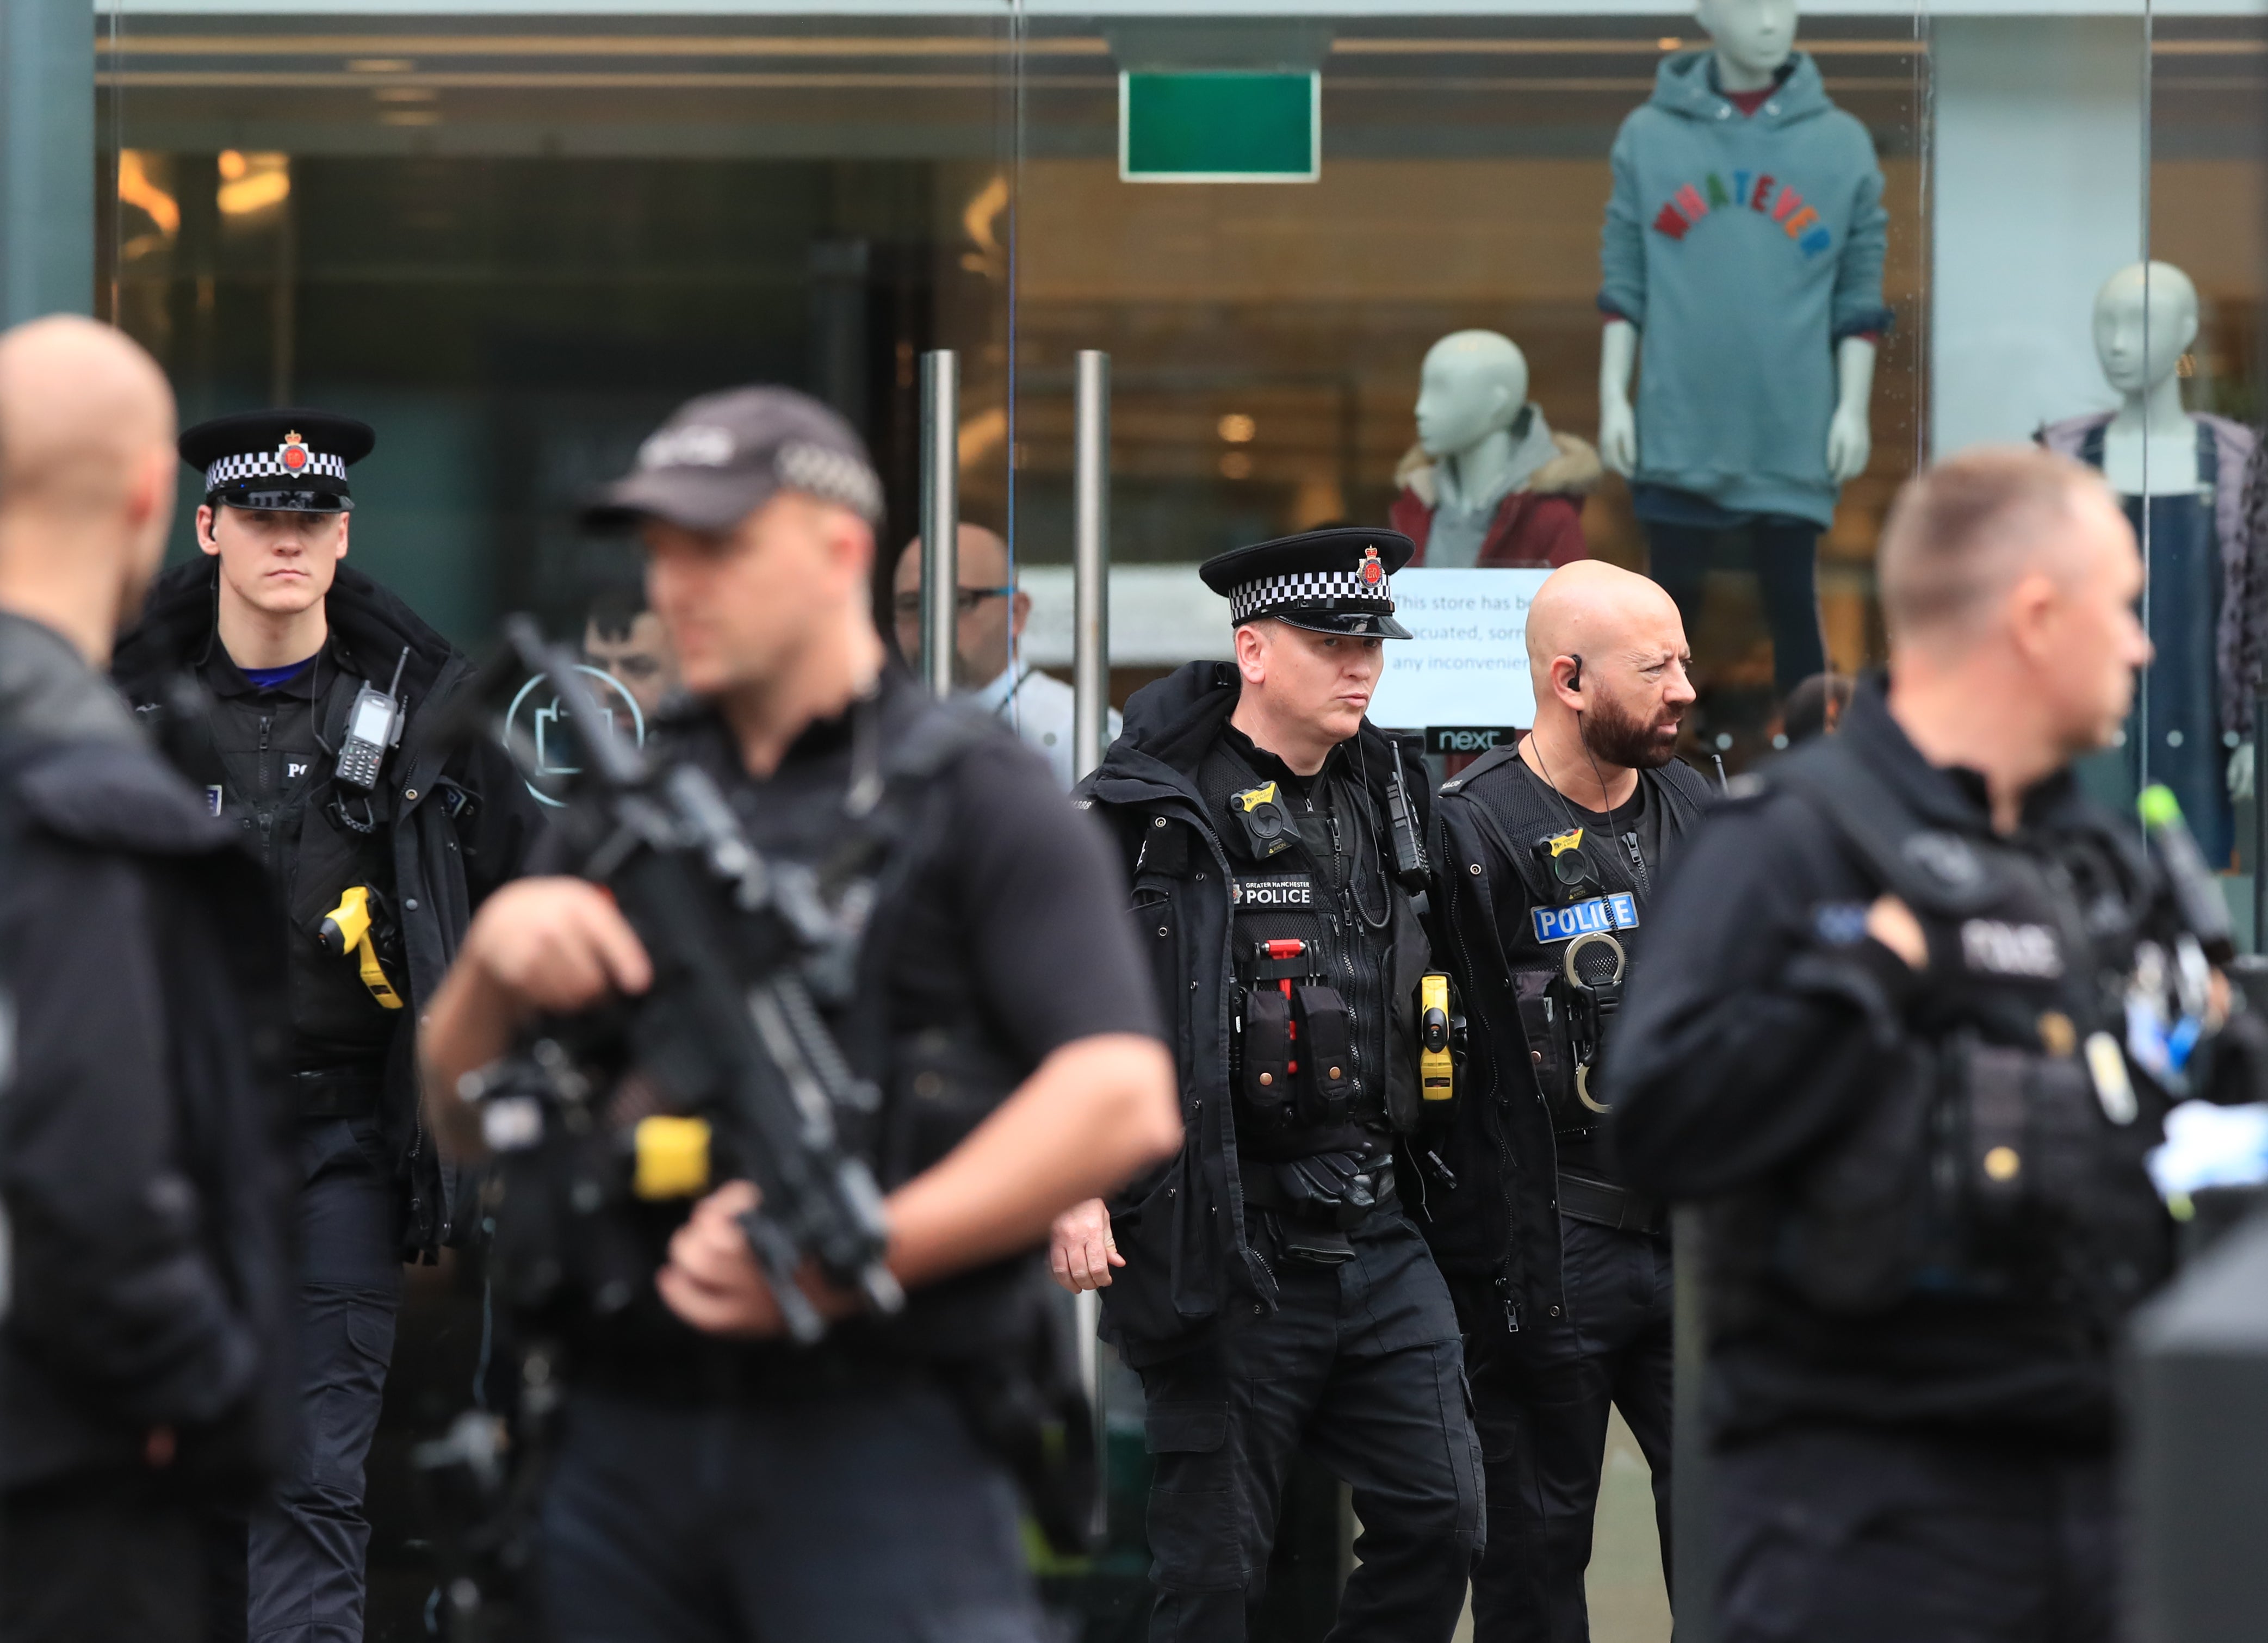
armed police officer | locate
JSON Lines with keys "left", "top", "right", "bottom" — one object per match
{"left": 419, "top": 386, "right": 1180, "bottom": 1642}
{"left": 1610, "top": 447, "right": 2268, "bottom": 1642}
{"left": 111, "top": 408, "right": 543, "bottom": 1643}
{"left": 1426, "top": 560, "right": 1702, "bottom": 1640}
{"left": 0, "top": 319, "right": 295, "bottom": 1642}
{"left": 1054, "top": 528, "right": 1484, "bottom": 1643}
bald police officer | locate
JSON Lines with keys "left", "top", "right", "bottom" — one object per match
{"left": 1058, "top": 528, "right": 1484, "bottom": 1642}
{"left": 113, "top": 409, "right": 542, "bottom": 1643}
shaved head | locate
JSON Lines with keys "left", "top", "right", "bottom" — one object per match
{"left": 1878, "top": 447, "right": 2119, "bottom": 650}
{"left": 0, "top": 316, "right": 178, "bottom": 662}
{"left": 1521, "top": 559, "right": 1694, "bottom": 793}
{"left": 0, "top": 315, "right": 174, "bottom": 514}
{"left": 1526, "top": 559, "right": 1684, "bottom": 680}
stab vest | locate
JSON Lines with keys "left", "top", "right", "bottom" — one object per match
{"left": 1199, "top": 735, "right": 1402, "bottom": 1160}
{"left": 1455, "top": 745, "right": 1705, "bottom": 1145}
{"left": 1744, "top": 742, "right": 2172, "bottom": 1326}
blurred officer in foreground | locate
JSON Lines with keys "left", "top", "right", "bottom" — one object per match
{"left": 1611, "top": 445, "right": 2268, "bottom": 1642}
{"left": 111, "top": 407, "right": 542, "bottom": 1642}
{"left": 891, "top": 522, "right": 1118, "bottom": 791}
{"left": 1426, "top": 561, "right": 1703, "bottom": 1640}
{"left": 1055, "top": 528, "right": 1483, "bottom": 1642}
{"left": 0, "top": 316, "right": 293, "bottom": 1641}
{"left": 420, "top": 386, "right": 1181, "bottom": 1642}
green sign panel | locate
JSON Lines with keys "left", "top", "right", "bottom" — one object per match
{"left": 1119, "top": 71, "right": 1321, "bottom": 184}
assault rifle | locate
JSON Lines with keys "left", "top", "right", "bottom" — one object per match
{"left": 467, "top": 616, "right": 902, "bottom": 1343}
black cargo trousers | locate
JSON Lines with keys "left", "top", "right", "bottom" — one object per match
{"left": 1451, "top": 1215, "right": 1675, "bottom": 1643}
{"left": 1130, "top": 1207, "right": 1484, "bottom": 1643}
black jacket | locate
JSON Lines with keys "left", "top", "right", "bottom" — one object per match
{"left": 1608, "top": 677, "right": 2264, "bottom": 1448}
{"left": 0, "top": 611, "right": 294, "bottom": 1493}
{"left": 113, "top": 561, "right": 544, "bottom": 1257}
{"left": 1427, "top": 744, "right": 1713, "bottom": 1330}
{"left": 1076, "top": 661, "right": 1434, "bottom": 1357}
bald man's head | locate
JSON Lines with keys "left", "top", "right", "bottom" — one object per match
{"left": 1525, "top": 560, "right": 1693, "bottom": 772}
{"left": 0, "top": 315, "right": 175, "bottom": 515}
{"left": 0, "top": 317, "right": 178, "bottom": 653}
{"left": 891, "top": 522, "right": 1026, "bottom": 690}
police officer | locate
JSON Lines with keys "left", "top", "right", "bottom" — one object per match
{"left": 1427, "top": 560, "right": 1704, "bottom": 1640}
{"left": 1054, "top": 527, "right": 1484, "bottom": 1642}
{"left": 419, "top": 386, "right": 1181, "bottom": 1642}
{"left": 0, "top": 318, "right": 294, "bottom": 1642}
{"left": 1610, "top": 446, "right": 2268, "bottom": 1642}
{"left": 111, "top": 407, "right": 543, "bottom": 1642}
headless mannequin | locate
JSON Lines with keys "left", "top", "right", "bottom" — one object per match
{"left": 2095, "top": 261, "right": 2202, "bottom": 497}
{"left": 1417, "top": 331, "right": 1532, "bottom": 515}
{"left": 1598, "top": 0, "right": 1876, "bottom": 485}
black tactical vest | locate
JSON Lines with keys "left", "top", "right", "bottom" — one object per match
{"left": 191, "top": 649, "right": 403, "bottom": 1082}
{"left": 1454, "top": 745, "right": 1701, "bottom": 1154}
{"left": 1754, "top": 745, "right": 2173, "bottom": 1324}
{"left": 1200, "top": 733, "right": 1399, "bottom": 1162}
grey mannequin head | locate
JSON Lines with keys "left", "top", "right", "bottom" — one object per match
{"left": 1415, "top": 331, "right": 1529, "bottom": 461}
{"left": 2092, "top": 261, "right": 2199, "bottom": 399}
{"left": 1695, "top": 0, "right": 1798, "bottom": 86}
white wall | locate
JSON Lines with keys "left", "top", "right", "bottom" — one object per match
{"left": 1929, "top": 15, "right": 2147, "bottom": 455}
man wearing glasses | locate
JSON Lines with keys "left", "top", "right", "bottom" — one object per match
{"left": 891, "top": 523, "right": 1117, "bottom": 791}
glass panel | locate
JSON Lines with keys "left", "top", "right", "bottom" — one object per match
{"left": 99, "top": 10, "right": 1021, "bottom": 1634}
{"left": 2147, "top": 7, "right": 2265, "bottom": 939}
{"left": 1012, "top": 8, "right": 1933, "bottom": 1636}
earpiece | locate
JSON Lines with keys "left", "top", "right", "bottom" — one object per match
{"left": 1568, "top": 653, "right": 1584, "bottom": 696}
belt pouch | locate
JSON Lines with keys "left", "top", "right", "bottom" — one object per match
{"left": 1963, "top": 1041, "right": 2030, "bottom": 1216}
{"left": 1292, "top": 984, "right": 1353, "bottom": 1123}
{"left": 1242, "top": 987, "right": 1294, "bottom": 1125}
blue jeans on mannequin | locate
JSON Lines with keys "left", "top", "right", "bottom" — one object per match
{"left": 1644, "top": 518, "right": 1827, "bottom": 699}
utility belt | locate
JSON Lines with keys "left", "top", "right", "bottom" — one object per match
{"left": 1241, "top": 1152, "right": 1398, "bottom": 1230}
{"left": 293, "top": 1067, "right": 386, "bottom": 1120}
{"left": 1557, "top": 1169, "right": 1664, "bottom": 1236}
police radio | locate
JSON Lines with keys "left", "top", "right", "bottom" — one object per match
{"left": 1386, "top": 741, "right": 1430, "bottom": 892}
{"left": 336, "top": 647, "right": 411, "bottom": 792}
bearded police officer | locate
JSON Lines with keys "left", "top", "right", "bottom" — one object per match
{"left": 420, "top": 386, "right": 1181, "bottom": 1642}
{"left": 1055, "top": 528, "right": 1484, "bottom": 1643}
{"left": 111, "top": 408, "right": 543, "bottom": 1642}
{"left": 1610, "top": 447, "right": 2268, "bottom": 1642}
{"left": 1426, "top": 560, "right": 1703, "bottom": 1640}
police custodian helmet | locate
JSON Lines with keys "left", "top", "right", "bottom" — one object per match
{"left": 179, "top": 408, "right": 376, "bottom": 514}
{"left": 1199, "top": 526, "right": 1417, "bottom": 641}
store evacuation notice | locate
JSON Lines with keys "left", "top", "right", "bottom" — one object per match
{"left": 1366, "top": 568, "right": 1550, "bottom": 737}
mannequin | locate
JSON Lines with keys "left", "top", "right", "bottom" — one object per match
{"left": 2040, "top": 261, "right": 2262, "bottom": 866}
{"left": 1393, "top": 330, "right": 1598, "bottom": 569}
{"left": 1596, "top": 0, "right": 1891, "bottom": 696}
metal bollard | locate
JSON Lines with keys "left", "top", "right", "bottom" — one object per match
{"left": 918, "top": 350, "right": 959, "bottom": 701}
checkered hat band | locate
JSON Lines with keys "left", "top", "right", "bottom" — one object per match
{"left": 774, "top": 440, "right": 884, "bottom": 524}
{"left": 205, "top": 449, "right": 350, "bottom": 491}
{"left": 1229, "top": 568, "right": 1393, "bottom": 622}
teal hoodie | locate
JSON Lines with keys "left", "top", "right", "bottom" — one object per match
{"left": 1600, "top": 51, "right": 1891, "bottom": 528}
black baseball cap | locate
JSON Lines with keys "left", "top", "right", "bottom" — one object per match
{"left": 179, "top": 408, "right": 375, "bottom": 514}
{"left": 584, "top": 386, "right": 885, "bottom": 534}
{"left": 1199, "top": 526, "right": 1416, "bottom": 640}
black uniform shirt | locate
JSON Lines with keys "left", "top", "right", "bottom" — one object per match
{"left": 200, "top": 640, "right": 399, "bottom": 1074}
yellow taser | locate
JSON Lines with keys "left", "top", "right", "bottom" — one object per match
{"left": 1419, "top": 972, "right": 1455, "bottom": 1105}
{"left": 317, "top": 885, "right": 405, "bottom": 1010}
